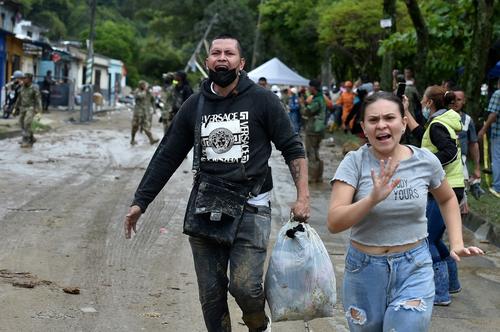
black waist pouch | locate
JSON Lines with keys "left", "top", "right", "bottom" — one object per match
{"left": 183, "top": 173, "right": 251, "bottom": 246}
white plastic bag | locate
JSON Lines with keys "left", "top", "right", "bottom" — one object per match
{"left": 265, "top": 220, "right": 336, "bottom": 322}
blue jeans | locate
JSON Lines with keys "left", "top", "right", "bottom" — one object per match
{"left": 288, "top": 111, "right": 301, "bottom": 134}
{"left": 492, "top": 137, "right": 500, "bottom": 192}
{"left": 343, "top": 241, "right": 434, "bottom": 332}
{"left": 426, "top": 198, "right": 448, "bottom": 262}
{"left": 189, "top": 205, "right": 271, "bottom": 332}
{"left": 426, "top": 190, "right": 463, "bottom": 263}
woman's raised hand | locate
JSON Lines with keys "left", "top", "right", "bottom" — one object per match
{"left": 369, "top": 157, "right": 401, "bottom": 204}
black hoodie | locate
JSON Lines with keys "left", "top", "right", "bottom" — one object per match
{"left": 132, "top": 72, "right": 305, "bottom": 213}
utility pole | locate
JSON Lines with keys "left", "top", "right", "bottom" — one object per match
{"left": 250, "top": 0, "right": 264, "bottom": 70}
{"left": 184, "top": 13, "right": 218, "bottom": 77}
{"left": 81, "top": 0, "right": 96, "bottom": 122}
{"left": 380, "top": 0, "right": 396, "bottom": 92}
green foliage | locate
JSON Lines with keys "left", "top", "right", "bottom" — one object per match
{"left": 138, "top": 39, "right": 183, "bottom": 84}
{"left": 33, "top": 11, "right": 67, "bottom": 40}
{"left": 16, "top": 0, "right": 500, "bottom": 93}
{"left": 92, "top": 20, "right": 136, "bottom": 63}
{"left": 318, "top": 0, "right": 385, "bottom": 80}
{"left": 259, "top": 0, "right": 320, "bottom": 77}
{"left": 380, "top": 0, "right": 475, "bottom": 85}
{"left": 200, "top": 0, "right": 257, "bottom": 60}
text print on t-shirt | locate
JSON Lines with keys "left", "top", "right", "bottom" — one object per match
{"left": 393, "top": 178, "right": 420, "bottom": 200}
{"left": 201, "top": 111, "right": 250, "bottom": 163}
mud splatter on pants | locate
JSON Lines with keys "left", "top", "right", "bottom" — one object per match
{"left": 189, "top": 205, "right": 271, "bottom": 332}
{"left": 343, "top": 240, "right": 434, "bottom": 332}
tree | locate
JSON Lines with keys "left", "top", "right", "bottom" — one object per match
{"left": 198, "top": 0, "right": 258, "bottom": 61}
{"left": 260, "top": 0, "right": 320, "bottom": 78}
{"left": 318, "top": 0, "right": 387, "bottom": 81}
{"left": 90, "top": 20, "right": 140, "bottom": 85}
{"left": 138, "top": 38, "right": 183, "bottom": 84}
{"left": 463, "top": 0, "right": 496, "bottom": 121}
{"left": 402, "top": 0, "right": 429, "bottom": 92}
{"left": 380, "top": 0, "right": 397, "bottom": 91}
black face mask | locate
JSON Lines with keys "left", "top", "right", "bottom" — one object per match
{"left": 208, "top": 68, "right": 238, "bottom": 87}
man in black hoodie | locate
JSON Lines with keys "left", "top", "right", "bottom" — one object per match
{"left": 123, "top": 34, "right": 310, "bottom": 332}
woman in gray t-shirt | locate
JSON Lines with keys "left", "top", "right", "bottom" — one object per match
{"left": 327, "top": 92, "right": 483, "bottom": 332}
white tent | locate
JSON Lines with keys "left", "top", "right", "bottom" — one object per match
{"left": 247, "top": 57, "right": 309, "bottom": 86}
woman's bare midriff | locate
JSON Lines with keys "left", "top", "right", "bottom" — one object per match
{"left": 351, "top": 239, "right": 422, "bottom": 255}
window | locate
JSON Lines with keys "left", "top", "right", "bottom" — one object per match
{"left": 12, "top": 55, "right": 21, "bottom": 72}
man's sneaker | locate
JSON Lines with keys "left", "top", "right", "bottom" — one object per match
{"left": 434, "top": 298, "right": 452, "bottom": 306}
{"left": 489, "top": 187, "right": 500, "bottom": 198}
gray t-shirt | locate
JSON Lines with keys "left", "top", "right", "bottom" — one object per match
{"left": 332, "top": 144, "right": 445, "bottom": 246}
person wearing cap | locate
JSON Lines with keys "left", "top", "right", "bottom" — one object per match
{"left": 271, "top": 84, "right": 281, "bottom": 99}
{"left": 3, "top": 70, "right": 24, "bottom": 119}
{"left": 160, "top": 72, "right": 175, "bottom": 134}
{"left": 301, "top": 79, "right": 326, "bottom": 183}
{"left": 172, "top": 71, "right": 193, "bottom": 117}
{"left": 131, "top": 80, "right": 159, "bottom": 145}
{"left": 336, "top": 80, "right": 355, "bottom": 130}
{"left": 13, "top": 73, "right": 42, "bottom": 148}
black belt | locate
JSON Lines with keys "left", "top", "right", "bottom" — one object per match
{"left": 244, "top": 203, "right": 271, "bottom": 214}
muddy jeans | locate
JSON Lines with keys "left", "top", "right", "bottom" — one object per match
{"left": 189, "top": 204, "right": 271, "bottom": 332}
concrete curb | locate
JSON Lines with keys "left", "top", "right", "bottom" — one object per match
{"left": 0, "top": 128, "right": 22, "bottom": 140}
{"left": 462, "top": 212, "right": 500, "bottom": 247}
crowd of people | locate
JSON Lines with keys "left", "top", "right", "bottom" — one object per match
{"left": 121, "top": 33, "right": 498, "bottom": 332}
{"left": 256, "top": 68, "right": 500, "bottom": 207}
{"left": 2, "top": 31, "right": 497, "bottom": 331}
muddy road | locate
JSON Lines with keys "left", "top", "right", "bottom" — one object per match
{"left": 0, "top": 109, "right": 499, "bottom": 332}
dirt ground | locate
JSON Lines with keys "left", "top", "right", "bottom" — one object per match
{"left": 0, "top": 109, "right": 499, "bottom": 332}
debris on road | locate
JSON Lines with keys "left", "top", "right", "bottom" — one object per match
{"left": 80, "top": 307, "right": 97, "bottom": 313}
{"left": 144, "top": 312, "right": 161, "bottom": 318}
{"left": 62, "top": 286, "right": 80, "bottom": 294}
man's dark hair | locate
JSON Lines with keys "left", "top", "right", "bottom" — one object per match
{"left": 444, "top": 79, "right": 457, "bottom": 90}
{"left": 309, "top": 79, "right": 321, "bottom": 90}
{"left": 258, "top": 77, "right": 267, "bottom": 82}
{"left": 396, "top": 74, "right": 406, "bottom": 84}
{"left": 210, "top": 33, "right": 243, "bottom": 57}
{"left": 176, "top": 71, "right": 187, "bottom": 82}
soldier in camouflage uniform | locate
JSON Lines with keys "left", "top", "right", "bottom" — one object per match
{"left": 131, "top": 80, "right": 159, "bottom": 145}
{"left": 13, "top": 73, "right": 42, "bottom": 148}
{"left": 160, "top": 72, "right": 175, "bottom": 135}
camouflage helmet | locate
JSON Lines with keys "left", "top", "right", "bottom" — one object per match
{"left": 24, "top": 73, "right": 34, "bottom": 79}
{"left": 138, "top": 80, "right": 148, "bottom": 88}
{"left": 163, "top": 72, "right": 174, "bottom": 80}
{"left": 12, "top": 70, "right": 25, "bottom": 79}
